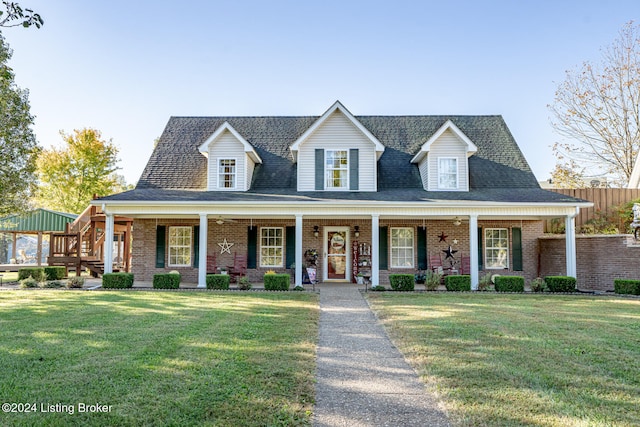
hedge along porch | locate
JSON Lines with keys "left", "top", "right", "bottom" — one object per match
{"left": 98, "top": 200, "right": 583, "bottom": 289}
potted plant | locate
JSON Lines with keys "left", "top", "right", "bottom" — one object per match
{"left": 219, "top": 267, "right": 228, "bottom": 275}
{"left": 356, "top": 272, "right": 364, "bottom": 285}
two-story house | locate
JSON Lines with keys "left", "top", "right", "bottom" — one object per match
{"left": 95, "top": 101, "right": 589, "bottom": 288}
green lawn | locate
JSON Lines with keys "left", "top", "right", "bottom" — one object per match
{"left": 0, "top": 291, "right": 319, "bottom": 427}
{"left": 367, "top": 293, "right": 640, "bottom": 427}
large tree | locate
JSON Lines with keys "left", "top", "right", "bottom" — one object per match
{"left": 549, "top": 21, "right": 640, "bottom": 187}
{"left": 35, "top": 128, "right": 130, "bottom": 214}
{"left": 0, "top": 33, "right": 39, "bottom": 216}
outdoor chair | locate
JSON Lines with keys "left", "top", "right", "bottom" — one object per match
{"left": 206, "top": 254, "right": 217, "bottom": 274}
{"left": 227, "top": 253, "right": 247, "bottom": 283}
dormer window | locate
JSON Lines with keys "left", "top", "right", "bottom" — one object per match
{"left": 438, "top": 158, "right": 458, "bottom": 189}
{"left": 218, "top": 159, "right": 236, "bottom": 189}
{"left": 325, "top": 150, "right": 348, "bottom": 189}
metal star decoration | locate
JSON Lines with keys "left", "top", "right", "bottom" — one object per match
{"left": 438, "top": 232, "right": 448, "bottom": 242}
{"left": 218, "top": 238, "right": 234, "bottom": 254}
{"left": 443, "top": 245, "right": 458, "bottom": 260}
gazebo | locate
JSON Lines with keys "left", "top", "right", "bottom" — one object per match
{"left": 0, "top": 209, "right": 77, "bottom": 268}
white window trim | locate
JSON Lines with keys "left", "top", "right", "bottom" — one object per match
{"left": 216, "top": 157, "right": 238, "bottom": 190}
{"left": 259, "top": 227, "right": 284, "bottom": 268}
{"left": 437, "top": 157, "right": 459, "bottom": 190}
{"left": 390, "top": 227, "right": 415, "bottom": 268}
{"left": 168, "top": 226, "right": 192, "bottom": 267}
{"left": 325, "top": 149, "right": 349, "bottom": 191}
{"left": 484, "top": 228, "right": 509, "bottom": 270}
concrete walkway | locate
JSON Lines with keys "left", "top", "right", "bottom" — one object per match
{"left": 313, "top": 284, "right": 450, "bottom": 427}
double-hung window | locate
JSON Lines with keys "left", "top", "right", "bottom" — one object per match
{"left": 325, "top": 150, "right": 348, "bottom": 190}
{"left": 438, "top": 158, "right": 458, "bottom": 189}
{"left": 168, "top": 226, "right": 192, "bottom": 267}
{"left": 260, "top": 227, "right": 283, "bottom": 267}
{"left": 390, "top": 227, "right": 414, "bottom": 268}
{"left": 485, "top": 228, "right": 509, "bottom": 269}
{"left": 218, "top": 159, "right": 236, "bottom": 189}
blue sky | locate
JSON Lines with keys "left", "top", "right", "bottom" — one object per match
{"left": 2, "top": 0, "right": 638, "bottom": 185}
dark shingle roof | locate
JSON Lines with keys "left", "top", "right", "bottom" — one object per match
{"left": 136, "top": 115, "right": 538, "bottom": 191}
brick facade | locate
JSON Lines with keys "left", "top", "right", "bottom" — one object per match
{"left": 539, "top": 235, "right": 640, "bottom": 291}
{"left": 132, "top": 217, "right": 544, "bottom": 285}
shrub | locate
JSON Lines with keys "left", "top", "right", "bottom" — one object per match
{"left": 238, "top": 276, "right": 252, "bottom": 290}
{"left": 264, "top": 274, "right": 290, "bottom": 291}
{"left": 424, "top": 270, "right": 442, "bottom": 291}
{"left": 389, "top": 274, "right": 415, "bottom": 291}
{"left": 544, "top": 276, "right": 577, "bottom": 293}
{"left": 102, "top": 273, "right": 134, "bottom": 289}
{"left": 206, "top": 274, "right": 230, "bottom": 290}
{"left": 478, "top": 273, "right": 493, "bottom": 291}
{"left": 19, "top": 276, "right": 40, "bottom": 288}
{"left": 18, "top": 267, "right": 45, "bottom": 282}
{"left": 613, "top": 279, "right": 640, "bottom": 295}
{"left": 494, "top": 276, "right": 525, "bottom": 292}
{"left": 414, "top": 271, "right": 426, "bottom": 284}
{"left": 44, "top": 266, "right": 66, "bottom": 280}
{"left": 292, "top": 285, "right": 305, "bottom": 291}
{"left": 371, "top": 285, "right": 386, "bottom": 291}
{"left": 43, "top": 281, "right": 65, "bottom": 288}
{"left": 153, "top": 273, "right": 181, "bottom": 289}
{"left": 67, "top": 276, "right": 85, "bottom": 289}
{"left": 444, "top": 275, "right": 471, "bottom": 291}
{"left": 530, "top": 277, "right": 547, "bottom": 293}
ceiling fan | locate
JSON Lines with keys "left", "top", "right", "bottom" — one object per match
{"left": 213, "top": 216, "right": 237, "bottom": 225}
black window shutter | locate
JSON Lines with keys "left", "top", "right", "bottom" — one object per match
{"left": 155, "top": 226, "right": 166, "bottom": 268}
{"left": 417, "top": 227, "right": 427, "bottom": 270}
{"left": 379, "top": 226, "right": 388, "bottom": 270}
{"left": 477, "top": 227, "right": 483, "bottom": 271}
{"left": 512, "top": 227, "right": 523, "bottom": 271}
{"left": 349, "top": 148, "right": 359, "bottom": 190}
{"left": 193, "top": 225, "right": 199, "bottom": 268}
{"left": 285, "top": 226, "right": 296, "bottom": 268}
{"left": 315, "top": 149, "right": 324, "bottom": 190}
{"left": 247, "top": 227, "right": 257, "bottom": 269}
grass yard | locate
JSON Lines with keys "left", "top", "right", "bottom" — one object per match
{"left": 366, "top": 293, "right": 640, "bottom": 427}
{"left": 0, "top": 290, "right": 319, "bottom": 427}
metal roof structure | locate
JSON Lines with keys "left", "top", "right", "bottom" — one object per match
{"left": 0, "top": 209, "right": 77, "bottom": 233}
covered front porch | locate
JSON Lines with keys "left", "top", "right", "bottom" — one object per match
{"left": 98, "top": 202, "right": 582, "bottom": 289}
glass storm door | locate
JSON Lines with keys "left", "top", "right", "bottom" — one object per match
{"left": 325, "top": 227, "right": 349, "bottom": 280}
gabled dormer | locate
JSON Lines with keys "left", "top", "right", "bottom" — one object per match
{"left": 290, "top": 101, "right": 385, "bottom": 192}
{"left": 410, "top": 120, "right": 477, "bottom": 192}
{"left": 198, "top": 122, "right": 262, "bottom": 191}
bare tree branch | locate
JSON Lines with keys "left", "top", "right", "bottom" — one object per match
{"left": 549, "top": 21, "right": 640, "bottom": 186}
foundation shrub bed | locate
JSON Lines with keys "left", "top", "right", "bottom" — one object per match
{"left": 613, "top": 279, "right": 640, "bottom": 295}
{"left": 544, "top": 276, "right": 577, "bottom": 293}
{"left": 102, "top": 273, "right": 134, "bottom": 289}
{"left": 389, "top": 274, "right": 415, "bottom": 291}
{"left": 206, "top": 274, "right": 230, "bottom": 290}
{"left": 18, "top": 267, "right": 45, "bottom": 282}
{"left": 264, "top": 274, "right": 290, "bottom": 291}
{"left": 444, "top": 275, "right": 471, "bottom": 291}
{"left": 44, "top": 266, "right": 66, "bottom": 280}
{"left": 153, "top": 273, "right": 181, "bottom": 289}
{"left": 494, "top": 276, "right": 525, "bottom": 292}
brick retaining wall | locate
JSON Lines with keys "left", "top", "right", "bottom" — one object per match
{"left": 539, "top": 234, "right": 640, "bottom": 291}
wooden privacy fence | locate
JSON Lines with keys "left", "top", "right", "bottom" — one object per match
{"left": 544, "top": 188, "right": 640, "bottom": 233}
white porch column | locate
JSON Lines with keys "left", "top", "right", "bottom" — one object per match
{"left": 198, "top": 214, "right": 208, "bottom": 288}
{"left": 103, "top": 212, "right": 114, "bottom": 274}
{"left": 371, "top": 214, "right": 379, "bottom": 287}
{"left": 469, "top": 214, "right": 479, "bottom": 290}
{"left": 295, "top": 214, "right": 303, "bottom": 286}
{"left": 565, "top": 213, "right": 577, "bottom": 278}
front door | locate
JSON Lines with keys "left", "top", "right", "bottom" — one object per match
{"left": 324, "top": 227, "right": 349, "bottom": 281}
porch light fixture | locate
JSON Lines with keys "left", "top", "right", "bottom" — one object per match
{"left": 313, "top": 226, "right": 319, "bottom": 237}
{"left": 216, "top": 218, "right": 225, "bottom": 225}
{"left": 354, "top": 226, "right": 360, "bottom": 237}
{"left": 453, "top": 217, "right": 462, "bottom": 226}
